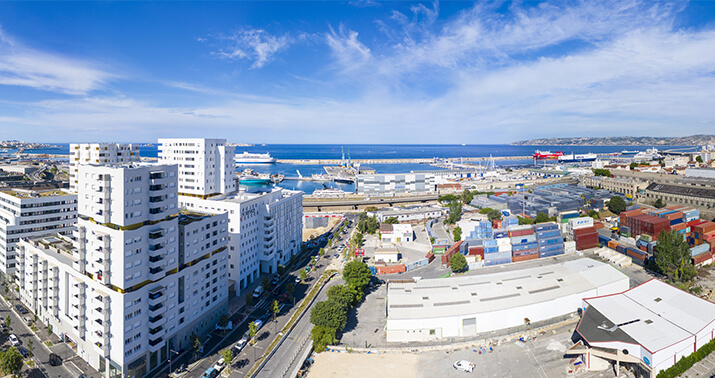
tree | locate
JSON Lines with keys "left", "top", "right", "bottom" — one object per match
{"left": 271, "top": 300, "right": 280, "bottom": 322}
{"left": 365, "top": 206, "right": 378, "bottom": 212}
{"left": 4, "top": 316, "right": 9, "bottom": 328}
{"left": 277, "top": 265, "right": 285, "bottom": 275}
{"left": 654, "top": 198, "right": 667, "bottom": 209}
{"left": 319, "top": 248, "right": 325, "bottom": 257}
{"left": 220, "top": 348, "right": 234, "bottom": 373}
{"left": 262, "top": 276, "right": 271, "bottom": 292}
{"left": 0, "top": 347, "right": 22, "bottom": 376}
{"left": 534, "top": 212, "right": 550, "bottom": 224}
{"left": 299, "top": 269, "right": 307, "bottom": 283}
{"left": 518, "top": 216, "right": 534, "bottom": 225}
{"left": 449, "top": 253, "right": 468, "bottom": 273}
{"left": 343, "top": 260, "right": 372, "bottom": 291}
{"left": 430, "top": 236, "right": 436, "bottom": 244}
{"left": 248, "top": 321, "right": 258, "bottom": 345}
{"left": 245, "top": 293, "right": 253, "bottom": 307}
{"left": 366, "top": 216, "right": 378, "bottom": 234}
{"left": 47, "top": 324, "right": 53, "bottom": 337}
{"left": 285, "top": 282, "right": 295, "bottom": 299}
{"left": 653, "top": 229, "right": 697, "bottom": 282}
{"left": 593, "top": 168, "right": 611, "bottom": 177}
{"left": 310, "top": 256, "right": 317, "bottom": 267}
{"left": 327, "top": 285, "right": 356, "bottom": 308}
{"left": 310, "top": 299, "right": 348, "bottom": 331}
{"left": 607, "top": 195, "right": 627, "bottom": 215}
{"left": 191, "top": 333, "right": 202, "bottom": 359}
{"left": 452, "top": 226, "right": 462, "bottom": 242}
{"left": 588, "top": 210, "right": 600, "bottom": 219}
{"left": 311, "top": 325, "right": 337, "bottom": 353}
{"left": 486, "top": 209, "right": 501, "bottom": 221}
{"left": 290, "top": 254, "right": 298, "bottom": 267}
{"left": 461, "top": 189, "right": 474, "bottom": 204}
{"left": 446, "top": 201, "right": 462, "bottom": 224}
{"left": 696, "top": 155, "right": 704, "bottom": 163}
{"left": 384, "top": 217, "right": 399, "bottom": 224}
{"left": 218, "top": 314, "right": 229, "bottom": 336}
{"left": 438, "top": 194, "right": 458, "bottom": 203}
{"left": 629, "top": 162, "right": 639, "bottom": 170}
{"left": 27, "top": 338, "right": 33, "bottom": 358}
{"left": 479, "top": 207, "right": 494, "bottom": 214}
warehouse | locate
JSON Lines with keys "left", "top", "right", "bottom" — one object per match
{"left": 573, "top": 279, "right": 715, "bottom": 377}
{"left": 385, "top": 258, "right": 629, "bottom": 342}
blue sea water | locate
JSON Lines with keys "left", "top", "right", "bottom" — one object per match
{"left": 18, "top": 143, "right": 698, "bottom": 194}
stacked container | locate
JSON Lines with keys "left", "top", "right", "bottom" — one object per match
{"left": 574, "top": 226, "right": 599, "bottom": 251}
{"left": 466, "top": 220, "right": 494, "bottom": 240}
{"left": 509, "top": 225, "right": 538, "bottom": 262}
{"left": 564, "top": 217, "right": 594, "bottom": 241}
{"left": 485, "top": 234, "right": 512, "bottom": 266}
{"left": 621, "top": 213, "right": 671, "bottom": 241}
{"left": 441, "top": 241, "right": 463, "bottom": 265}
{"left": 535, "top": 222, "right": 565, "bottom": 257}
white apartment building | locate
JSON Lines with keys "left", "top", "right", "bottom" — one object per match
{"left": 356, "top": 173, "right": 436, "bottom": 197}
{"left": 16, "top": 163, "right": 229, "bottom": 378}
{"left": 158, "top": 138, "right": 235, "bottom": 198}
{"left": 179, "top": 188, "right": 302, "bottom": 291}
{"left": 69, "top": 143, "right": 140, "bottom": 192}
{"left": 0, "top": 189, "right": 77, "bottom": 276}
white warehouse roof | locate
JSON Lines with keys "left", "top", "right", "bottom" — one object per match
{"left": 387, "top": 258, "right": 628, "bottom": 321}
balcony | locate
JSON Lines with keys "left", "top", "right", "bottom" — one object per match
{"left": 148, "top": 336, "right": 164, "bottom": 352}
{"left": 149, "top": 172, "right": 165, "bottom": 180}
{"left": 149, "top": 303, "right": 165, "bottom": 314}
{"left": 149, "top": 195, "right": 165, "bottom": 203}
{"left": 148, "top": 244, "right": 164, "bottom": 252}
{"left": 149, "top": 208, "right": 163, "bottom": 215}
{"left": 149, "top": 314, "right": 165, "bottom": 327}
{"left": 148, "top": 230, "right": 164, "bottom": 239}
{"left": 149, "top": 184, "right": 164, "bottom": 192}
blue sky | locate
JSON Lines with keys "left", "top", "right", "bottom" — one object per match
{"left": 1, "top": 0, "right": 714, "bottom": 143}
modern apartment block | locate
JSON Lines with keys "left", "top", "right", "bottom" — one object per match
{"left": 69, "top": 143, "right": 140, "bottom": 192}
{"left": 179, "top": 188, "right": 302, "bottom": 291}
{"left": 0, "top": 189, "right": 77, "bottom": 276}
{"left": 16, "top": 163, "right": 229, "bottom": 378}
{"left": 158, "top": 138, "right": 236, "bottom": 198}
{"left": 355, "top": 173, "right": 437, "bottom": 197}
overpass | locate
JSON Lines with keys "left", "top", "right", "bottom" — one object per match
{"left": 303, "top": 194, "right": 439, "bottom": 212}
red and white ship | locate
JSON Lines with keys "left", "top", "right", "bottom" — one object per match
{"left": 532, "top": 150, "right": 564, "bottom": 160}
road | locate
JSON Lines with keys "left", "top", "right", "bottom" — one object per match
{"left": 304, "top": 195, "right": 438, "bottom": 208}
{"left": 177, "top": 216, "right": 354, "bottom": 378}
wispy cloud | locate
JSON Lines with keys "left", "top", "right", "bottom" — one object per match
{"left": 0, "top": 24, "right": 116, "bottom": 95}
{"left": 208, "top": 27, "right": 291, "bottom": 69}
{"left": 325, "top": 24, "right": 371, "bottom": 72}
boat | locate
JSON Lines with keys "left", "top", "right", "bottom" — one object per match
{"left": 558, "top": 153, "right": 598, "bottom": 163}
{"left": 532, "top": 150, "right": 563, "bottom": 160}
{"left": 234, "top": 151, "right": 276, "bottom": 164}
{"left": 620, "top": 150, "right": 639, "bottom": 155}
{"left": 334, "top": 176, "right": 354, "bottom": 184}
{"left": 238, "top": 175, "right": 271, "bottom": 185}
{"left": 312, "top": 187, "right": 349, "bottom": 198}
{"left": 311, "top": 174, "right": 333, "bottom": 182}
{"left": 634, "top": 148, "right": 662, "bottom": 161}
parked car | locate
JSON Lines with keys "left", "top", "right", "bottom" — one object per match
{"left": 233, "top": 333, "right": 249, "bottom": 353}
{"left": 17, "top": 346, "right": 28, "bottom": 358}
{"left": 200, "top": 367, "right": 218, "bottom": 378}
{"left": 213, "top": 357, "right": 225, "bottom": 372}
{"left": 23, "top": 317, "right": 32, "bottom": 326}
{"left": 333, "top": 254, "right": 339, "bottom": 259}
{"left": 8, "top": 334, "right": 19, "bottom": 346}
{"left": 453, "top": 360, "right": 475, "bottom": 373}
{"left": 294, "top": 276, "right": 301, "bottom": 284}
{"left": 215, "top": 321, "right": 233, "bottom": 331}
{"left": 49, "top": 353, "right": 62, "bottom": 366}
{"left": 271, "top": 275, "right": 280, "bottom": 285}
{"left": 252, "top": 286, "right": 264, "bottom": 299}
{"left": 253, "top": 319, "right": 264, "bottom": 331}
{"left": 278, "top": 293, "right": 289, "bottom": 303}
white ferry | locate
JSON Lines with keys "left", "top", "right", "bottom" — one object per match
{"left": 234, "top": 151, "right": 276, "bottom": 164}
{"left": 558, "top": 152, "right": 598, "bottom": 163}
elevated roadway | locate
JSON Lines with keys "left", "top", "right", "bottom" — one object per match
{"left": 303, "top": 194, "right": 439, "bottom": 211}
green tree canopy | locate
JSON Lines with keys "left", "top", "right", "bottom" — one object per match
{"left": 383, "top": 217, "right": 399, "bottom": 224}
{"left": 479, "top": 207, "right": 493, "bottom": 214}
{"left": 343, "top": 260, "right": 372, "bottom": 290}
{"left": 696, "top": 155, "right": 704, "bottom": 163}
{"left": 327, "top": 284, "right": 356, "bottom": 308}
{"left": 588, "top": 210, "right": 600, "bottom": 219}
{"left": 518, "top": 216, "right": 534, "bottom": 225}
{"left": 534, "top": 212, "right": 550, "bottom": 223}
{"left": 310, "top": 298, "right": 348, "bottom": 331}
{"left": 452, "top": 226, "right": 462, "bottom": 242}
{"left": 438, "top": 194, "right": 459, "bottom": 203}
{"left": 654, "top": 198, "right": 667, "bottom": 209}
{"left": 607, "top": 195, "right": 627, "bottom": 215}
{"left": 629, "top": 162, "right": 639, "bottom": 170}
{"left": 449, "top": 253, "right": 468, "bottom": 273}
{"left": 311, "top": 325, "right": 338, "bottom": 353}
{"left": 446, "top": 202, "right": 463, "bottom": 224}
{"left": 486, "top": 209, "right": 502, "bottom": 221}
{"left": 653, "top": 229, "right": 697, "bottom": 282}
{"left": 220, "top": 348, "right": 234, "bottom": 368}
{"left": 461, "top": 189, "right": 474, "bottom": 204}
{"left": 593, "top": 169, "right": 612, "bottom": 177}
{"left": 0, "top": 347, "right": 22, "bottom": 375}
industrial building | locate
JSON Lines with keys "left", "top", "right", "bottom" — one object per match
{"left": 367, "top": 206, "right": 443, "bottom": 223}
{"left": 573, "top": 279, "right": 715, "bottom": 377}
{"left": 643, "top": 181, "right": 715, "bottom": 209}
{"left": 486, "top": 184, "right": 614, "bottom": 218}
{"left": 579, "top": 175, "right": 648, "bottom": 199}
{"left": 355, "top": 173, "right": 436, "bottom": 197}
{"left": 385, "top": 258, "right": 629, "bottom": 342}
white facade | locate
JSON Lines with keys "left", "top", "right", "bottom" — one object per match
{"left": 369, "top": 206, "right": 442, "bottom": 223}
{"left": 356, "top": 173, "right": 436, "bottom": 197}
{"left": 380, "top": 224, "right": 414, "bottom": 244}
{"left": 69, "top": 143, "right": 140, "bottom": 192}
{"left": 15, "top": 163, "right": 229, "bottom": 378}
{"left": 0, "top": 189, "right": 77, "bottom": 276}
{"left": 179, "top": 188, "right": 303, "bottom": 291}
{"left": 158, "top": 138, "right": 235, "bottom": 198}
{"left": 563, "top": 217, "right": 594, "bottom": 241}
{"left": 386, "top": 258, "right": 629, "bottom": 342}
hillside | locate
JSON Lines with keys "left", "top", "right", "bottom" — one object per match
{"left": 511, "top": 135, "right": 715, "bottom": 146}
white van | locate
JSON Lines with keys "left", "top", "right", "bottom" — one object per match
{"left": 252, "top": 286, "right": 264, "bottom": 298}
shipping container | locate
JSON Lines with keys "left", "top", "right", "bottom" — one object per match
{"left": 510, "top": 234, "right": 537, "bottom": 245}
{"left": 512, "top": 253, "right": 539, "bottom": 262}
{"left": 534, "top": 223, "right": 559, "bottom": 232}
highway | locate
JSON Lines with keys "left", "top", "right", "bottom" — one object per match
{"left": 304, "top": 194, "right": 438, "bottom": 208}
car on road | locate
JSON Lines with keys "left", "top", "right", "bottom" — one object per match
{"left": 271, "top": 275, "right": 280, "bottom": 285}
{"left": 294, "top": 276, "right": 301, "bottom": 284}
{"left": 453, "top": 360, "right": 475, "bottom": 373}
{"left": 233, "top": 333, "right": 249, "bottom": 353}
{"left": 213, "top": 357, "right": 225, "bottom": 372}
{"left": 278, "top": 293, "right": 289, "bottom": 303}
{"left": 253, "top": 319, "right": 264, "bottom": 331}
{"left": 8, "top": 334, "right": 19, "bottom": 346}
{"left": 49, "top": 353, "right": 62, "bottom": 366}
{"left": 17, "top": 346, "right": 28, "bottom": 358}
{"left": 333, "top": 254, "right": 339, "bottom": 259}
{"left": 252, "top": 286, "right": 264, "bottom": 299}
{"left": 23, "top": 317, "right": 32, "bottom": 326}
{"left": 201, "top": 367, "right": 218, "bottom": 378}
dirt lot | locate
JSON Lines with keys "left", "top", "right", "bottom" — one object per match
{"left": 309, "top": 352, "right": 420, "bottom": 378}
{"left": 303, "top": 216, "right": 343, "bottom": 241}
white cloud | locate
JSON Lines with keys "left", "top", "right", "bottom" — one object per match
{"left": 211, "top": 27, "right": 290, "bottom": 69}
{"left": 325, "top": 24, "right": 372, "bottom": 72}
{"left": 0, "top": 25, "right": 116, "bottom": 95}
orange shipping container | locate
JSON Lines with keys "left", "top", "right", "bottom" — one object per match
{"left": 694, "top": 222, "right": 715, "bottom": 235}
{"left": 608, "top": 240, "right": 619, "bottom": 250}
{"left": 512, "top": 254, "right": 539, "bottom": 263}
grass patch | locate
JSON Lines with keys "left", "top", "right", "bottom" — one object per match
{"left": 44, "top": 341, "right": 53, "bottom": 347}
{"left": 437, "top": 272, "right": 451, "bottom": 279}
{"left": 30, "top": 325, "right": 38, "bottom": 332}
{"left": 26, "top": 359, "right": 34, "bottom": 367}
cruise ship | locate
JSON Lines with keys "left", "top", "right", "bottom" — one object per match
{"left": 558, "top": 152, "right": 598, "bottom": 163}
{"left": 532, "top": 150, "right": 564, "bottom": 160}
{"left": 234, "top": 151, "right": 276, "bottom": 164}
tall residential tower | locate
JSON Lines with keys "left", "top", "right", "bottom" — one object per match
{"left": 158, "top": 138, "right": 236, "bottom": 198}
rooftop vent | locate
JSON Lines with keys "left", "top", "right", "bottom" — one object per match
{"left": 654, "top": 297, "right": 662, "bottom": 302}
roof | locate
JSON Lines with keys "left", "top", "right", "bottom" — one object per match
{"left": 578, "top": 279, "right": 715, "bottom": 353}
{"left": 0, "top": 189, "right": 70, "bottom": 198}
{"left": 646, "top": 182, "right": 715, "bottom": 200}
{"left": 387, "top": 258, "right": 627, "bottom": 320}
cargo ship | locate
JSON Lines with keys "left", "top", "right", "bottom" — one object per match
{"left": 558, "top": 152, "right": 598, "bottom": 163}
{"left": 532, "top": 150, "right": 563, "bottom": 160}
{"left": 234, "top": 151, "right": 276, "bottom": 164}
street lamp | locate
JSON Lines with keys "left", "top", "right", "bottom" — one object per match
{"left": 168, "top": 349, "right": 179, "bottom": 376}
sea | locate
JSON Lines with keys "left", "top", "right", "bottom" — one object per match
{"left": 13, "top": 144, "right": 698, "bottom": 194}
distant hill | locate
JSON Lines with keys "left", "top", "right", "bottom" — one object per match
{"left": 511, "top": 135, "right": 715, "bottom": 146}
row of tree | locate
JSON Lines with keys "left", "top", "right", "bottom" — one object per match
{"left": 310, "top": 261, "right": 372, "bottom": 352}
